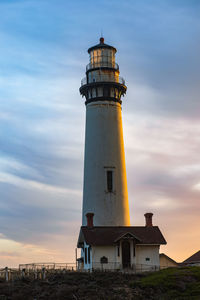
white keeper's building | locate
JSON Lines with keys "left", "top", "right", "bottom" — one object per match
{"left": 77, "top": 38, "right": 166, "bottom": 271}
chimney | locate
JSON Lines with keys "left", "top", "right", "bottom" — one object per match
{"left": 144, "top": 213, "right": 153, "bottom": 227}
{"left": 86, "top": 213, "right": 94, "bottom": 228}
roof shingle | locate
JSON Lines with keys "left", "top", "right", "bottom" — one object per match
{"left": 78, "top": 226, "right": 166, "bottom": 247}
{"left": 183, "top": 250, "right": 200, "bottom": 263}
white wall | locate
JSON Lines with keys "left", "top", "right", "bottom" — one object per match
{"left": 160, "top": 255, "right": 178, "bottom": 268}
{"left": 92, "top": 246, "right": 120, "bottom": 270}
{"left": 82, "top": 101, "right": 130, "bottom": 226}
{"left": 136, "top": 245, "right": 160, "bottom": 271}
{"left": 82, "top": 243, "right": 160, "bottom": 271}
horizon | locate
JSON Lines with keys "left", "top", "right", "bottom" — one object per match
{"left": 0, "top": 0, "right": 200, "bottom": 267}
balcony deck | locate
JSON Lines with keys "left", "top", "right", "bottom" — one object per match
{"left": 81, "top": 76, "right": 125, "bottom": 86}
{"left": 86, "top": 61, "right": 119, "bottom": 71}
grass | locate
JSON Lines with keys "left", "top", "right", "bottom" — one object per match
{"left": 130, "top": 267, "right": 200, "bottom": 299}
{"left": 0, "top": 267, "right": 199, "bottom": 299}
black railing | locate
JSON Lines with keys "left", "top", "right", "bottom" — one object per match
{"left": 81, "top": 77, "right": 87, "bottom": 86}
{"left": 81, "top": 76, "right": 125, "bottom": 86}
{"left": 86, "top": 62, "right": 119, "bottom": 71}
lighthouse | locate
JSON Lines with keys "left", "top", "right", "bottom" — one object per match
{"left": 77, "top": 38, "right": 166, "bottom": 271}
{"left": 80, "top": 37, "right": 130, "bottom": 226}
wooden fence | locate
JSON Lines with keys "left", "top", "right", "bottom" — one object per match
{"left": 0, "top": 263, "right": 76, "bottom": 282}
{"left": 0, "top": 262, "right": 186, "bottom": 281}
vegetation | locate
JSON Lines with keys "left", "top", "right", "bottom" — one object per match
{"left": 0, "top": 267, "right": 200, "bottom": 299}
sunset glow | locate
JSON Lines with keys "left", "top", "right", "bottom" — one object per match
{"left": 0, "top": 0, "right": 200, "bottom": 267}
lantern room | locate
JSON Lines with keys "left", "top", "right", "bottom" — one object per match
{"left": 80, "top": 37, "right": 126, "bottom": 105}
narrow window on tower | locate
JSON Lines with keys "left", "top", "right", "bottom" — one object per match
{"left": 104, "top": 167, "right": 115, "bottom": 193}
{"left": 107, "top": 170, "right": 113, "bottom": 192}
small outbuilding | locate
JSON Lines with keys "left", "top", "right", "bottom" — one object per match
{"left": 159, "top": 253, "right": 178, "bottom": 269}
{"left": 77, "top": 213, "right": 166, "bottom": 272}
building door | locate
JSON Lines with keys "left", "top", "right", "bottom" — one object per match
{"left": 122, "top": 241, "right": 131, "bottom": 268}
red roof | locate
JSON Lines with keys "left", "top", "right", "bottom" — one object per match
{"left": 78, "top": 226, "right": 166, "bottom": 247}
{"left": 183, "top": 250, "right": 200, "bottom": 263}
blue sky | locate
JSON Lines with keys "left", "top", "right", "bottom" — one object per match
{"left": 0, "top": 0, "right": 200, "bottom": 266}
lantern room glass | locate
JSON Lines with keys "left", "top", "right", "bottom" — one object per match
{"left": 90, "top": 48, "right": 115, "bottom": 68}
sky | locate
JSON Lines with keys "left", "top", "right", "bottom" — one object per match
{"left": 0, "top": 0, "right": 200, "bottom": 267}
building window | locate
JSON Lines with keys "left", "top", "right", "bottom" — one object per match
{"left": 98, "top": 87, "right": 103, "bottom": 97}
{"left": 110, "top": 87, "right": 114, "bottom": 97}
{"left": 107, "top": 170, "right": 113, "bottom": 192}
{"left": 115, "top": 88, "right": 119, "bottom": 98}
{"left": 104, "top": 87, "right": 109, "bottom": 97}
{"left": 117, "top": 245, "right": 120, "bottom": 257}
{"left": 85, "top": 247, "right": 87, "bottom": 264}
{"left": 100, "top": 256, "right": 108, "bottom": 264}
{"left": 88, "top": 247, "right": 91, "bottom": 264}
{"left": 145, "top": 257, "right": 150, "bottom": 261}
{"left": 92, "top": 88, "right": 96, "bottom": 98}
{"left": 133, "top": 245, "right": 135, "bottom": 257}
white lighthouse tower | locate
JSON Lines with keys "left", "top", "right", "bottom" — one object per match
{"left": 80, "top": 37, "right": 130, "bottom": 226}
{"left": 77, "top": 38, "right": 166, "bottom": 271}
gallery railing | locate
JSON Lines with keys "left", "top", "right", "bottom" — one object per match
{"left": 86, "top": 61, "right": 119, "bottom": 71}
{"left": 81, "top": 76, "right": 125, "bottom": 86}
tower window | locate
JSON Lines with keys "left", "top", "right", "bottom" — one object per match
{"left": 107, "top": 171, "right": 113, "bottom": 192}
{"left": 115, "top": 88, "right": 119, "bottom": 98}
{"left": 104, "top": 87, "right": 109, "bottom": 97}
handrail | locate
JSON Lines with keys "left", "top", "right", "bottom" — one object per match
{"left": 81, "top": 77, "right": 87, "bottom": 86}
{"left": 81, "top": 76, "right": 125, "bottom": 86}
{"left": 86, "top": 62, "right": 119, "bottom": 71}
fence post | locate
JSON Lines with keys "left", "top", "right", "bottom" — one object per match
{"left": 75, "top": 248, "right": 77, "bottom": 270}
{"left": 22, "top": 268, "right": 26, "bottom": 279}
{"left": 5, "top": 267, "right": 9, "bottom": 282}
{"left": 42, "top": 268, "right": 46, "bottom": 280}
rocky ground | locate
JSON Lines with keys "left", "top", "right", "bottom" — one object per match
{"left": 0, "top": 267, "right": 200, "bottom": 299}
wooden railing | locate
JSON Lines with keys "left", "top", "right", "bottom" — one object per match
{"left": 0, "top": 263, "right": 76, "bottom": 282}
{"left": 0, "top": 263, "right": 183, "bottom": 281}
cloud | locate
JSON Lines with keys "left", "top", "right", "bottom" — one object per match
{"left": 0, "top": 0, "right": 199, "bottom": 266}
{"left": 0, "top": 237, "right": 60, "bottom": 267}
